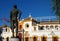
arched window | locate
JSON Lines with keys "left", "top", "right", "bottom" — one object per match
{"left": 46, "top": 26, "right": 49, "bottom": 28}
{"left": 46, "top": 26, "right": 50, "bottom": 30}
{"left": 55, "top": 26, "right": 58, "bottom": 28}
{"left": 50, "top": 25, "right": 54, "bottom": 29}
{"left": 38, "top": 26, "right": 44, "bottom": 30}
{"left": 41, "top": 26, "right": 44, "bottom": 30}
{"left": 38, "top": 26, "right": 41, "bottom": 30}
{"left": 55, "top": 26, "right": 58, "bottom": 30}
{"left": 34, "top": 27, "right": 36, "bottom": 31}
{"left": 19, "top": 25, "right": 22, "bottom": 30}
{"left": 25, "top": 23, "right": 29, "bottom": 28}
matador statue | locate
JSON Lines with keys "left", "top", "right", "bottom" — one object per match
{"left": 10, "top": 5, "right": 22, "bottom": 37}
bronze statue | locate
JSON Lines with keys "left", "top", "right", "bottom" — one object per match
{"left": 10, "top": 5, "right": 22, "bottom": 37}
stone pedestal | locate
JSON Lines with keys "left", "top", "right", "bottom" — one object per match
{"left": 3, "top": 38, "right": 19, "bottom": 41}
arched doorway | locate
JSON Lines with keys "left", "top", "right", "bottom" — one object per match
{"left": 52, "top": 36, "right": 58, "bottom": 41}
{"left": 18, "top": 33, "right": 22, "bottom": 41}
{"left": 25, "top": 37, "right": 29, "bottom": 41}
{"left": 41, "top": 36, "right": 47, "bottom": 41}
{"left": 33, "top": 36, "right": 38, "bottom": 41}
{"left": 24, "top": 31, "right": 30, "bottom": 41}
{"left": 6, "top": 37, "right": 9, "bottom": 41}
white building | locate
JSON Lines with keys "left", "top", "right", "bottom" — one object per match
{"left": 18, "top": 15, "right": 60, "bottom": 41}
{"left": 1, "top": 15, "right": 60, "bottom": 41}
{"left": 1, "top": 25, "right": 19, "bottom": 41}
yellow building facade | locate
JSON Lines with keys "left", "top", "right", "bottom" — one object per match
{"left": 18, "top": 15, "right": 60, "bottom": 41}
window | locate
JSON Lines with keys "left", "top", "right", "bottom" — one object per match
{"left": 19, "top": 25, "right": 22, "bottom": 30}
{"left": 55, "top": 26, "right": 58, "bottom": 28}
{"left": 55, "top": 26, "right": 58, "bottom": 30}
{"left": 34, "top": 27, "right": 36, "bottom": 31}
{"left": 50, "top": 26, "right": 54, "bottom": 29}
{"left": 38, "top": 26, "right": 44, "bottom": 30}
{"left": 46, "top": 26, "right": 48, "bottom": 28}
{"left": 38, "top": 26, "right": 40, "bottom": 30}
{"left": 25, "top": 23, "right": 29, "bottom": 28}
{"left": 46, "top": 26, "right": 49, "bottom": 29}
{"left": 46, "top": 26, "right": 50, "bottom": 30}
{"left": 32, "top": 21, "right": 37, "bottom": 26}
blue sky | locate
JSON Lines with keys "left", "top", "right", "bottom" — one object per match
{"left": 0, "top": 0, "right": 55, "bottom": 26}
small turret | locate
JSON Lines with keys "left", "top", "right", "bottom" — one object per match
{"left": 28, "top": 13, "right": 32, "bottom": 18}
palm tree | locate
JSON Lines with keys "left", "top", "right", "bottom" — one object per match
{"left": 52, "top": 0, "right": 60, "bottom": 21}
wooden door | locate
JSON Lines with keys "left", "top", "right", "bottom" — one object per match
{"left": 52, "top": 36, "right": 58, "bottom": 41}
{"left": 25, "top": 37, "right": 29, "bottom": 41}
{"left": 6, "top": 37, "right": 9, "bottom": 41}
{"left": 33, "top": 36, "right": 37, "bottom": 41}
{"left": 41, "top": 36, "right": 47, "bottom": 41}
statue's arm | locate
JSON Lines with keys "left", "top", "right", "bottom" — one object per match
{"left": 17, "top": 10, "right": 22, "bottom": 20}
{"left": 10, "top": 11, "right": 12, "bottom": 20}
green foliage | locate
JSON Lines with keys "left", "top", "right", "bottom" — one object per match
{"left": 52, "top": 0, "right": 60, "bottom": 19}
{"left": 52, "top": 0, "right": 56, "bottom": 2}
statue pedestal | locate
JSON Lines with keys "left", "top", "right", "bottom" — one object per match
{"left": 3, "top": 38, "right": 19, "bottom": 41}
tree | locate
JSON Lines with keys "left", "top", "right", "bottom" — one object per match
{"left": 52, "top": 0, "right": 60, "bottom": 20}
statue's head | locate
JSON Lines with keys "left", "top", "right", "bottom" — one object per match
{"left": 13, "top": 5, "right": 17, "bottom": 9}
